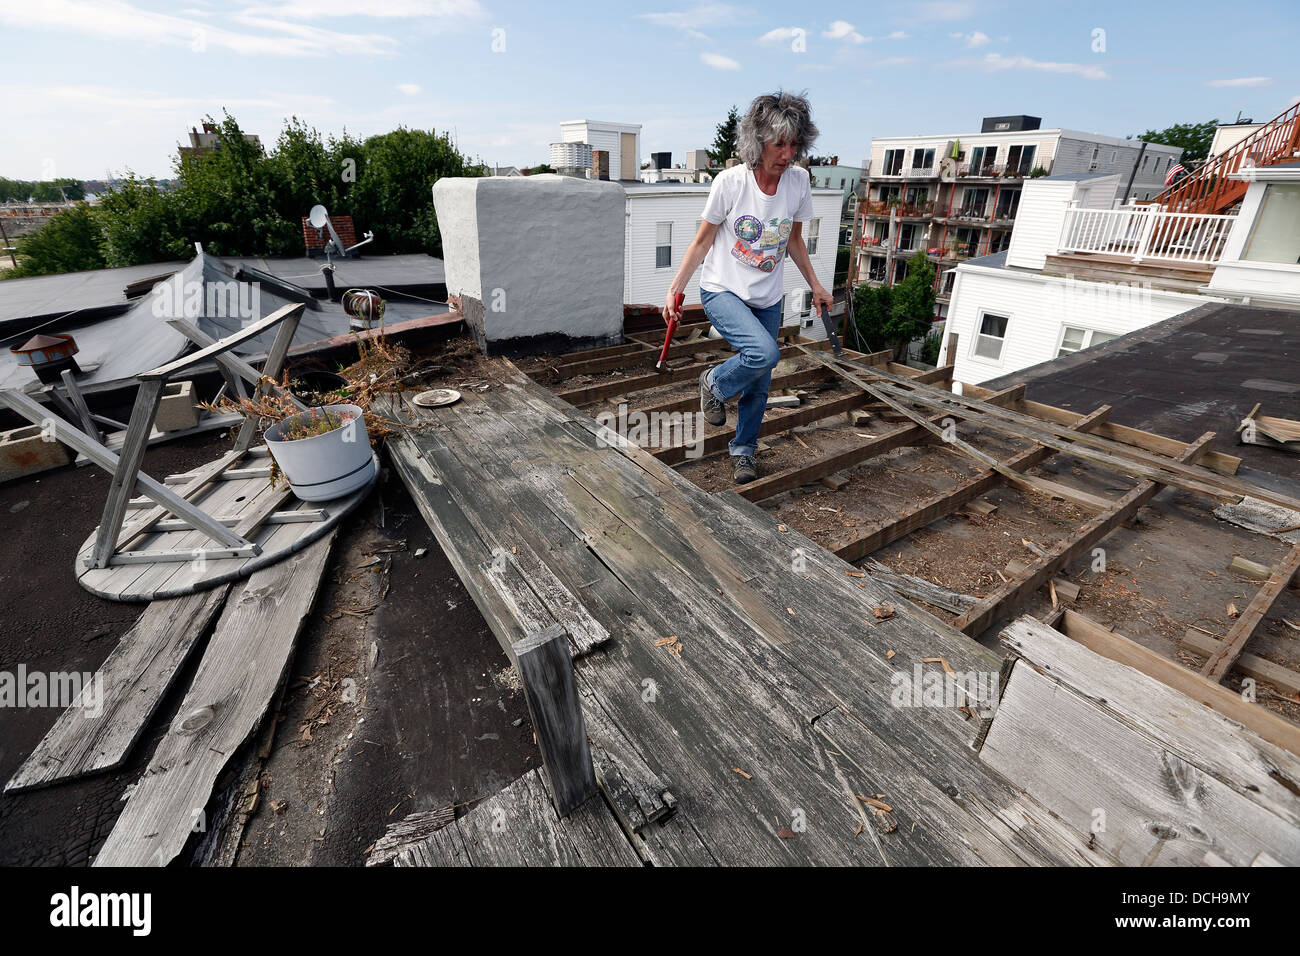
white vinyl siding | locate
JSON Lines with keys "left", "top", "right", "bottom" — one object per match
{"left": 943, "top": 262, "right": 1207, "bottom": 385}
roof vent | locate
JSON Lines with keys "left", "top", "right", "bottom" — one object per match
{"left": 11, "top": 333, "right": 81, "bottom": 384}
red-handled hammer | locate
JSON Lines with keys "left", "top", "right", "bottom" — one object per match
{"left": 656, "top": 291, "right": 685, "bottom": 371}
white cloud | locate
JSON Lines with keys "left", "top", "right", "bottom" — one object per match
{"left": 0, "top": 0, "right": 399, "bottom": 56}
{"left": 759, "top": 26, "right": 802, "bottom": 44}
{"left": 639, "top": 4, "right": 745, "bottom": 32}
{"left": 700, "top": 51, "right": 741, "bottom": 70}
{"left": 823, "top": 20, "right": 868, "bottom": 43}
{"left": 871, "top": 56, "right": 918, "bottom": 68}
{"left": 977, "top": 53, "right": 1108, "bottom": 80}
{"left": 1206, "top": 76, "right": 1273, "bottom": 88}
{"left": 887, "top": 30, "right": 909, "bottom": 40}
{"left": 240, "top": 0, "right": 484, "bottom": 17}
{"left": 396, "top": 83, "right": 421, "bottom": 95}
{"left": 917, "top": 1, "right": 975, "bottom": 19}
{"left": 950, "top": 30, "right": 989, "bottom": 48}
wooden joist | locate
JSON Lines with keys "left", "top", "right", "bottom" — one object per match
{"left": 93, "top": 532, "right": 336, "bottom": 866}
{"left": 1181, "top": 627, "right": 1300, "bottom": 696}
{"left": 953, "top": 432, "right": 1216, "bottom": 637}
{"left": 962, "top": 383, "right": 1242, "bottom": 476}
{"left": 554, "top": 338, "right": 833, "bottom": 406}
{"left": 741, "top": 384, "right": 1027, "bottom": 504}
{"left": 652, "top": 390, "right": 876, "bottom": 466}
{"left": 1200, "top": 544, "right": 1300, "bottom": 683}
{"left": 860, "top": 365, "right": 1278, "bottom": 508}
{"left": 831, "top": 404, "right": 1106, "bottom": 563}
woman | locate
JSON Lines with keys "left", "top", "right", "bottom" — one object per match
{"left": 663, "top": 91, "right": 833, "bottom": 484}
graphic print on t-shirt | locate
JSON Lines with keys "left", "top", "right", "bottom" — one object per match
{"left": 731, "top": 214, "right": 793, "bottom": 274}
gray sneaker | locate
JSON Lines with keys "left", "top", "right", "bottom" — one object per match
{"left": 733, "top": 454, "right": 758, "bottom": 484}
{"left": 699, "top": 368, "right": 726, "bottom": 426}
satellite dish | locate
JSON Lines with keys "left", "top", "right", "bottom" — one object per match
{"left": 308, "top": 204, "right": 328, "bottom": 229}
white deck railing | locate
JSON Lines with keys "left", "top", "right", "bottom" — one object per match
{"left": 1059, "top": 205, "right": 1237, "bottom": 266}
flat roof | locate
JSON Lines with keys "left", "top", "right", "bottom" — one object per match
{"left": 981, "top": 302, "right": 1300, "bottom": 490}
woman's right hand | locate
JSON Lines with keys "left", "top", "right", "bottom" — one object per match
{"left": 662, "top": 288, "right": 683, "bottom": 325}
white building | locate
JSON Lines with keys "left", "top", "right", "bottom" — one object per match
{"left": 622, "top": 181, "right": 844, "bottom": 328}
{"left": 559, "top": 120, "right": 642, "bottom": 182}
{"left": 937, "top": 163, "right": 1300, "bottom": 385}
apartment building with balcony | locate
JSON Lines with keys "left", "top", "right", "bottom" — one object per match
{"left": 851, "top": 115, "right": 1183, "bottom": 320}
{"left": 937, "top": 100, "right": 1300, "bottom": 385}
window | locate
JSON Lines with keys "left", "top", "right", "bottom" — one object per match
{"left": 972, "top": 312, "right": 1009, "bottom": 361}
{"left": 894, "top": 258, "right": 909, "bottom": 283}
{"left": 941, "top": 270, "right": 956, "bottom": 294}
{"left": 868, "top": 256, "right": 887, "bottom": 281}
{"left": 655, "top": 221, "right": 672, "bottom": 268}
{"left": 988, "top": 231, "right": 1012, "bottom": 254}
{"left": 905, "top": 186, "right": 928, "bottom": 206}
{"left": 1243, "top": 184, "right": 1300, "bottom": 264}
{"left": 1110, "top": 150, "right": 1117, "bottom": 164}
{"left": 897, "top": 223, "right": 917, "bottom": 251}
{"left": 911, "top": 147, "right": 935, "bottom": 170}
{"left": 807, "top": 218, "right": 820, "bottom": 255}
{"left": 878, "top": 185, "right": 901, "bottom": 203}
{"left": 1006, "top": 145, "right": 1036, "bottom": 175}
{"left": 1142, "top": 154, "right": 1150, "bottom": 171}
{"left": 1057, "top": 326, "right": 1118, "bottom": 357}
{"left": 994, "top": 189, "right": 1020, "bottom": 219}
{"left": 882, "top": 149, "right": 904, "bottom": 175}
{"left": 960, "top": 187, "right": 989, "bottom": 217}
{"left": 799, "top": 290, "right": 812, "bottom": 318}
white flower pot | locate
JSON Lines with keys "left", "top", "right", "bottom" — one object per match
{"left": 264, "top": 403, "right": 375, "bottom": 502}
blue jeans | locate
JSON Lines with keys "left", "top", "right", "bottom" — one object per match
{"left": 699, "top": 289, "right": 783, "bottom": 458}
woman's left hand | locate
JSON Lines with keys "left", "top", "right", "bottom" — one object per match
{"left": 811, "top": 285, "right": 834, "bottom": 317}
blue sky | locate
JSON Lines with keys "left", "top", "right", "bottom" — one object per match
{"left": 1, "top": 0, "right": 1296, "bottom": 180}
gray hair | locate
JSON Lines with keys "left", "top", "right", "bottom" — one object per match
{"left": 737, "top": 91, "right": 819, "bottom": 168}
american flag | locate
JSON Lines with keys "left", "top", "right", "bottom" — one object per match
{"left": 1164, "top": 162, "right": 1187, "bottom": 186}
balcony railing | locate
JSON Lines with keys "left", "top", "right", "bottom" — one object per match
{"left": 862, "top": 199, "right": 935, "bottom": 217}
{"left": 928, "top": 242, "right": 979, "bottom": 260}
{"left": 1058, "top": 205, "right": 1237, "bottom": 266}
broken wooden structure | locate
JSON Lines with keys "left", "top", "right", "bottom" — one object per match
{"left": 0, "top": 303, "right": 376, "bottom": 601}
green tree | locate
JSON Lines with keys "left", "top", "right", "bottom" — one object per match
{"left": 522, "top": 163, "right": 555, "bottom": 175}
{"left": 1134, "top": 119, "right": 1218, "bottom": 166}
{"left": 4, "top": 203, "right": 105, "bottom": 277}
{"left": 346, "top": 126, "right": 484, "bottom": 256}
{"left": 94, "top": 174, "right": 185, "bottom": 267}
{"left": 851, "top": 252, "right": 935, "bottom": 357}
{"left": 711, "top": 106, "right": 740, "bottom": 165}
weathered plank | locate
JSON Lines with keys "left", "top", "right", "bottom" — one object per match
{"left": 397, "top": 768, "right": 642, "bottom": 867}
{"left": 92, "top": 533, "right": 336, "bottom": 866}
{"left": 1006, "top": 615, "right": 1300, "bottom": 823}
{"left": 513, "top": 624, "right": 599, "bottom": 816}
{"left": 984, "top": 618, "right": 1300, "bottom": 867}
{"left": 1058, "top": 611, "right": 1300, "bottom": 757}
{"left": 5, "top": 585, "right": 231, "bottom": 793}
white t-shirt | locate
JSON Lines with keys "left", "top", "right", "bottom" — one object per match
{"left": 699, "top": 163, "right": 815, "bottom": 309}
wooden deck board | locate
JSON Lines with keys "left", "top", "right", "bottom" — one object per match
{"left": 92, "top": 533, "right": 337, "bottom": 866}
{"left": 378, "top": 372, "right": 1100, "bottom": 866}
